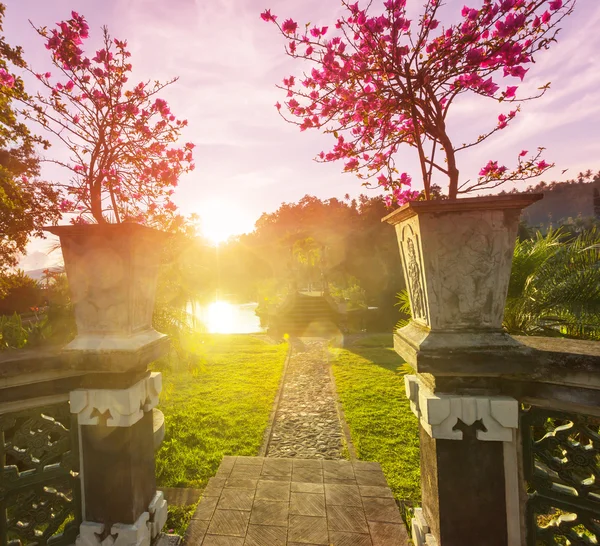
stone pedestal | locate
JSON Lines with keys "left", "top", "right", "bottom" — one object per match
{"left": 44, "top": 224, "right": 168, "bottom": 355}
{"left": 405, "top": 375, "right": 520, "bottom": 546}
{"left": 71, "top": 373, "right": 168, "bottom": 546}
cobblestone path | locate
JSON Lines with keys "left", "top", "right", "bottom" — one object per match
{"left": 266, "top": 338, "right": 345, "bottom": 459}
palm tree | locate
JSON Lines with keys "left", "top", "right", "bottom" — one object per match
{"left": 504, "top": 228, "right": 600, "bottom": 339}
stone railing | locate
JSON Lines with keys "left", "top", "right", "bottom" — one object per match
{"left": 400, "top": 334, "right": 600, "bottom": 546}
{"left": 0, "top": 345, "right": 168, "bottom": 546}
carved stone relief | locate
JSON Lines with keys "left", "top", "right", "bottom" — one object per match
{"left": 404, "top": 375, "right": 518, "bottom": 442}
{"left": 70, "top": 373, "right": 162, "bottom": 427}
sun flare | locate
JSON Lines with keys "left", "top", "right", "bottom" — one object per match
{"left": 206, "top": 301, "right": 235, "bottom": 333}
{"left": 198, "top": 200, "right": 248, "bottom": 245}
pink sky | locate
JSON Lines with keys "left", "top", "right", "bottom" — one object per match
{"left": 4, "top": 0, "right": 600, "bottom": 268}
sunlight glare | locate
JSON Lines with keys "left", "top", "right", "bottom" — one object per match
{"left": 198, "top": 200, "right": 246, "bottom": 245}
{"left": 206, "top": 300, "right": 235, "bottom": 333}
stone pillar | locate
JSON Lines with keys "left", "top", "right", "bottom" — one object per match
{"left": 405, "top": 375, "right": 520, "bottom": 546}
{"left": 70, "top": 372, "right": 168, "bottom": 546}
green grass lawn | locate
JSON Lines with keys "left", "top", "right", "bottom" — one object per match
{"left": 330, "top": 333, "right": 421, "bottom": 504}
{"left": 153, "top": 334, "right": 288, "bottom": 489}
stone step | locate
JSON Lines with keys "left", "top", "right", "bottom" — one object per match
{"left": 184, "top": 456, "right": 410, "bottom": 546}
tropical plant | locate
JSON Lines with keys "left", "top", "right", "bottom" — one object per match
{"left": 504, "top": 228, "right": 600, "bottom": 339}
{"left": 14, "top": 11, "right": 195, "bottom": 224}
{"left": 395, "top": 289, "right": 412, "bottom": 329}
{"left": 263, "top": 0, "right": 574, "bottom": 205}
{"left": 0, "top": 3, "right": 60, "bottom": 271}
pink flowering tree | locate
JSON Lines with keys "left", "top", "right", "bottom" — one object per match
{"left": 20, "top": 12, "right": 195, "bottom": 224}
{"left": 262, "top": 0, "right": 574, "bottom": 206}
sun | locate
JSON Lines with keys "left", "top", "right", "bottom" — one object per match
{"left": 197, "top": 199, "right": 249, "bottom": 245}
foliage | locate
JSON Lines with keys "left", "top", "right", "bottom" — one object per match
{"left": 263, "top": 0, "right": 573, "bottom": 204}
{"left": 219, "top": 194, "right": 404, "bottom": 328}
{"left": 328, "top": 276, "right": 367, "bottom": 310}
{"left": 0, "top": 313, "right": 29, "bottom": 349}
{"left": 0, "top": 3, "right": 60, "bottom": 271}
{"left": 165, "top": 505, "right": 197, "bottom": 537}
{"left": 0, "top": 269, "right": 42, "bottom": 313}
{"left": 330, "top": 334, "right": 420, "bottom": 502}
{"left": 153, "top": 334, "right": 287, "bottom": 488}
{"left": 394, "top": 289, "right": 411, "bottom": 329}
{"left": 504, "top": 228, "right": 600, "bottom": 339}
{"left": 15, "top": 12, "right": 194, "bottom": 224}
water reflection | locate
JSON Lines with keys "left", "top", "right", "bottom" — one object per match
{"left": 189, "top": 301, "right": 264, "bottom": 334}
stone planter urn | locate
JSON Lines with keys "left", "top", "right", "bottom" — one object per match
{"left": 383, "top": 194, "right": 542, "bottom": 362}
{"left": 44, "top": 223, "right": 169, "bottom": 358}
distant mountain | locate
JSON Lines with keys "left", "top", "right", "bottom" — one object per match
{"left": 25, "top": 266, "right": 64, "bottom": 281}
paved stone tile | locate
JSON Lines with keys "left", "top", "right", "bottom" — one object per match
{"left": 324, "top": 484, "right": 362, "bottom": 507}
{"left": 292, "top": 467, "right": 324, "bottom": 484}
{"left": 256, "top": 481, "right": 291, "bottom": 502}
{"left": 202, "top": 535, "right": 245, "bottom": 546}
{"left": 368, "top": 521, "right": 409, "bottom": 546}
{"left": 323, "top": 460, "right": 353, "bottom": 472}
{"left": 289, "top": 492, "right": 326, "bottom": 517}
{"left": 358, "top": 486, "right": 393, "bottom": 499}
{"left": 288, "top": 515, "right": 329, "bottom": 545}
{"left": 160, "top": 487, "right": 203, "bottom": 506}
{"left": 183, "top": 519, "right": 208, "bottom": 544}
{"left": 293, "top": 459, "right": 323, "bottom": 469}
{"left": 352, "top": 461, "right": 382, "bottom": 472}
{"left": 328, "top": 531, "right": 373, "bottom": 546}
{"left": 204, "top": 477, "right": 226, "bottom": 497}
{"left": 224, "top": 478, "right": 258, "bottom": 490}
{"left": 263, "top": 459, "right": 293, "bottom": 473}
{"left": 353, "top": 470, "right": 388, "bottom": 487}
{"left": 362, "top": 498, "right": 403, "bottom": 524}
{"left": 229, "top": 466, "right": 263, "bottom": 480}
{"left": 217, "top": 489, "right": 255, "bottom": 511}
{"left": 323, "top": 461, "right": 356, "bottom": 484}
{"left": 250, "top": 500, "right": 289, "bottom": 527}
{"left": 207, "top": 510, "right": 250, "bottom": 537}
{"left": 193, "top": 496, "right": 218, "bottom": 521}
{"left": 244, "top": 525, "right": 287, "bottom": 546}
{"left": 259, "top": 473, "right": 291, "bottom": 482}
{"left": 291, "top": 482, "right": 324, "bottom": 494}
{"left": 215, "top": 466, "right": 234, "bottom": 478}
{"left": 236, "top": 456, "right": 264, "bottom": 467}
{"left": 327, "top": 505, "right": 369, "bottom": 534}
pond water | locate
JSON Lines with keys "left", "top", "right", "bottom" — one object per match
{"left": 188, "top": 301, "right": 264, "bottom": 334}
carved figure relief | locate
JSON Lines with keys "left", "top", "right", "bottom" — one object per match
{"left": 400, "top": 224, "right": 428, "bottom": 324}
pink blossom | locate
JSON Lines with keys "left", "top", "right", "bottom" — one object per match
{"left": 0, "top": 68, "right": 14, "bottom": 88}
{"left": 260, "top": 9, "right": 277, "bottom": 22}
{"left": 282, "top": 19, "right": 298, "bottom": 34}
{"left": 275, "top": 101, "right": 282, "bottom": 110}
{"left": 497, "top": 114, "right": 508, "bottom": 129}
{"left": 505, "top": 86, "right": 517, "bottom": 98}
{"left": 344, "top": 158, "right": 359, "bottom": 171}
{"left": 519, "top": 150, "right": 528, "bottom": 157}
{"left": 537, "top": 160, "right": 550, "bottom": 169}
{"left": 549, "top": 0, "right": 562, "bottom": 10}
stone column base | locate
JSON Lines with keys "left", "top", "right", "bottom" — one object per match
{"left": 411, "top": 508, "right": 438, "bottom": 546}
{"left": 76, "top": 491, "right": 168, "bottom": 546}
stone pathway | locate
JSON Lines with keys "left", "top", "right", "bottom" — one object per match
{"left": 266, "top": 339, "right": 344, "bottom": 459}
{"left": 185, "top": 456, "right": 409, "bottom": 546}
